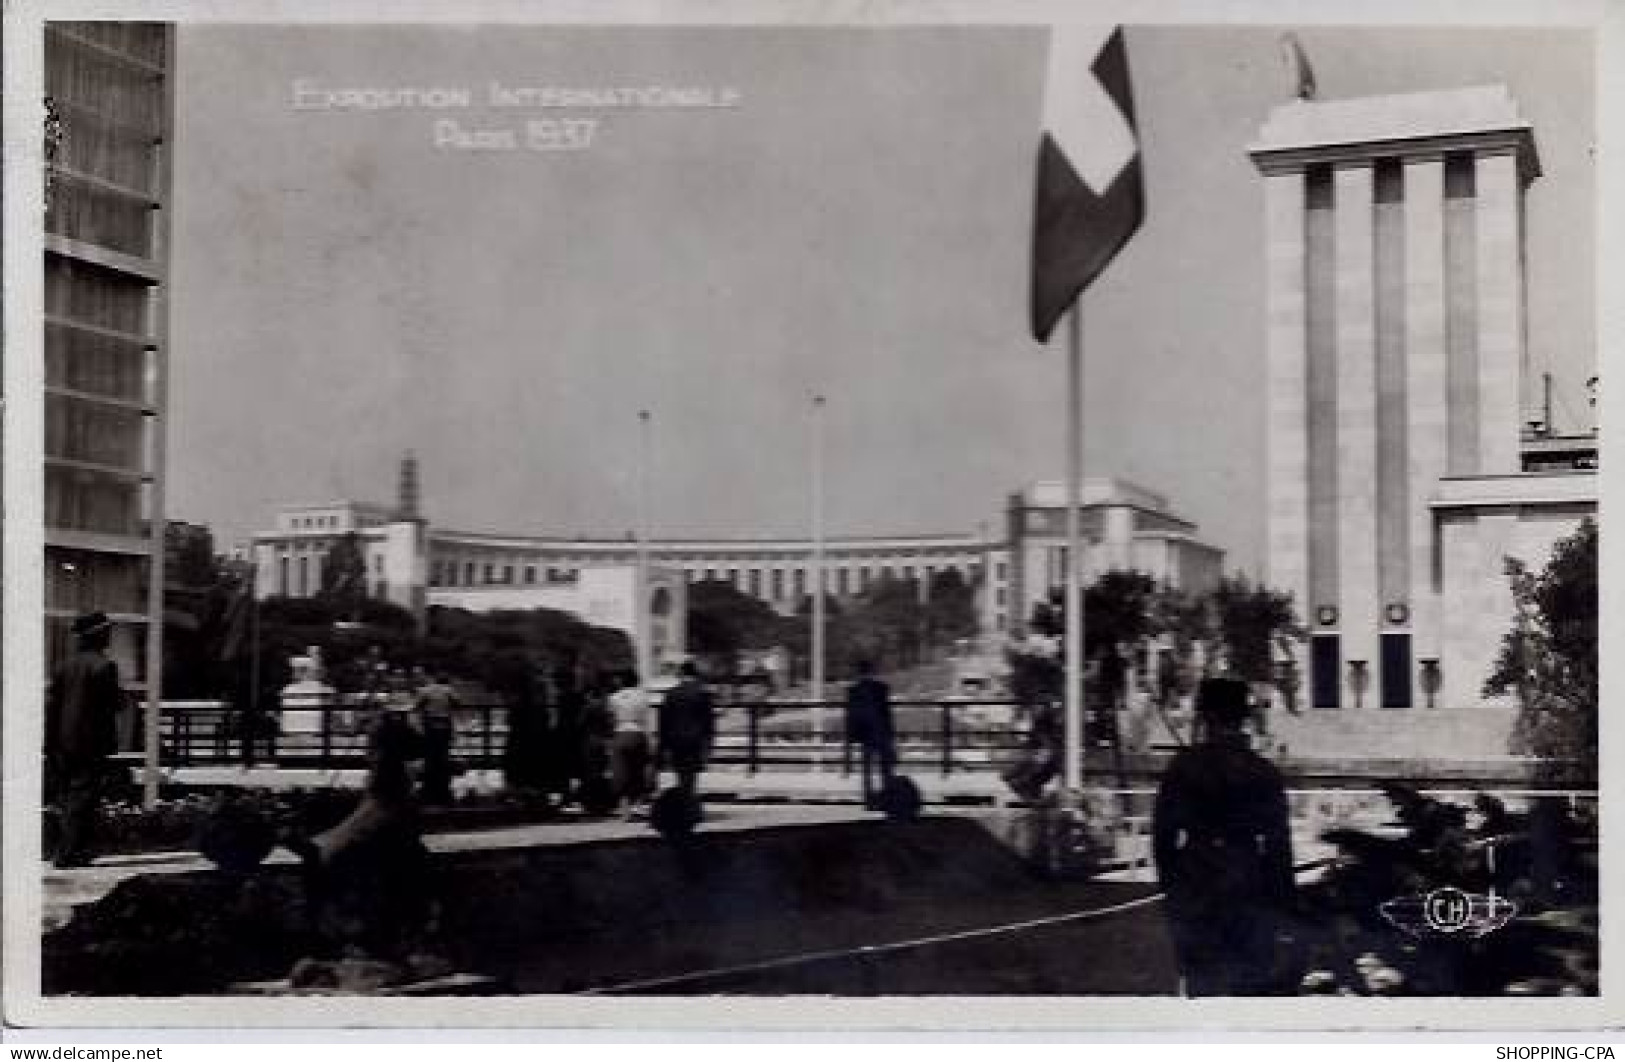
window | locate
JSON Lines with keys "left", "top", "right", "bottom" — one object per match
{"left": 464, "top": 562, "right": 475, "bottom": 585}
{"left": 793, "top": 569, "right": 806, "bottom": 599}
{"left": 525, "top": 566, "right": 536, "bottom": 584}
{"left": 278, "top": 556, "right": 289, "bottom": 595}
{"left": 836, "top": 568, "right": 849, "bottom": 595}
{"left": 484, "top": 563, "right": 494, "bottom": 584}
{"left": 771, "top": 570, "right": 784, "bottom": 599}
{"left": 1381, "top": 633, "right": 1413, "bottom": 709}
{"left": 1311, "top": 634, "right": 1341, "bottom": 709}
{"left": 747, "top": 570, "right": 761, "bottom": 597}
{"left": 503, "top": 565, "right": 514, "bottom": 584}
{"left": 297, "top": 556, "right": 309, "bottom": 597}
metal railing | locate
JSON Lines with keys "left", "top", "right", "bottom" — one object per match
{"left": 156, "top": 697, "right": 1037, "bottom": 778}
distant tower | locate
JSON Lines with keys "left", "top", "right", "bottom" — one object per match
{"left": 396, "top": 450, "right": 423, "bottom": 523}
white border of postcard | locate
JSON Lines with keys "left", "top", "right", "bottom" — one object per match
{"left": 5, "top": 0, "right": 1622, "bottom": 1034}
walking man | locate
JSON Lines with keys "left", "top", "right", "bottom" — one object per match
{"left": 414, "top": 672, "right": 460, "bottom": 805}
{"left": 844, "top": 659, "right": 897, "bottom": 808}
{"left": 45, "top": 612, "right": 125, "bottom": 868}
{"left": 1152, "top": 676, "right": 1296, "bottom": 996}
{"left": 607, "top": 669, "right": 655, "bottom": 817}
{"left": 657, "top": 661, "right": 715, "bottom": 801}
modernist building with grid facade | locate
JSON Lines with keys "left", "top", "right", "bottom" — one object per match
{"left": 1250, "top": 86, "right": 1596, "bottom": 760}
{"left": 43, "top": 22, "right": 175, "bottom": 746}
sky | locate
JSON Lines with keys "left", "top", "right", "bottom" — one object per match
{"left": 167, "top": 23, "right": 1596, "bottom": 575}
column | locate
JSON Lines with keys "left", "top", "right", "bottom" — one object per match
{"left": 1404, "top": 156, "right": 1448, "bottom": 662}
{"left": 1103, "top": 506, "right": 1134, "bottom": 571}
{"left": 1475, "top": 150, "right": 1524, "bottom": 474}
{"left": 1263, "top": 168, "right": 1309, "bottom": 621}
{"left": 1334, "top": 163, "right": 1379, "bottom": 704}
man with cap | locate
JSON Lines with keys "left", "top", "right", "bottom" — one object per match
{"left": 1151, "top": 676, "right": 1295, "bottom": 996}
{"left": 844, "top": 659, "right": 897, "bottom": 809}
{"left": 657, "top": 660, "right": 715, "bottom": 802}
{"left": 45, "top": 612, "right": 126, "bottom": 868}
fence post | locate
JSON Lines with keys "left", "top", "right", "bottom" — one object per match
{"left": 940, "top": 700, "right": 953, "bottom": 778}
{"left": 842, "top": 710, "right": 852, "bottom": 777}
{"left": 747, "top": 703, "right": 760, "bottom": 775}
{"left": 320, "top": 696, "right": 333, "bottom": 771}
{"left": 481, "top": 700, "right": 494, "bottom": 771}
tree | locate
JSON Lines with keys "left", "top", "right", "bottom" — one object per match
{"left": 686, "top": 579, "right": 785, "bottom": 671}
{"left": 925, "top": 569, "right": 979, "bottom": 647}
{"left": 1208, "top": 575, "right": 1305, "bottom": 686}
{"left": 162, "top": 521, "right": 232, "bottom": 698}
{"left": 165, "top": 520, "right": 221, "bottom": 589}
{"left": 1083, "top": 569, "right": 1159, "bottom": 657}
{"left": 1484, "top": 517, "right": 1597, "bottom": 781}
{"left": 319, "top": 531, "right": 369, "bottom": 619}
{"left": 846, "top": 573, "right": 929, "bottom": 671}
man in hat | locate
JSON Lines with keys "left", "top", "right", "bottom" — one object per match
{"left": 1151, "top": 676, "right": 1295, "bottom": 996}
{"left": 657, "top": 660, "right": 715, "bottom": 801}
{"left": 45, "top": 612, "right": 126, "bottom": 868}
{"left": 844, "top": 659, "right": 896, "bottom": 808}
{"left": 413, "top": 671, "right": 461, "bottom": 806}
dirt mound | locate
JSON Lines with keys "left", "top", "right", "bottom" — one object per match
{"left": 44, "top": 871, "right": 313, "bottom": 996}
{"left": 44, "top": 816, "right": 1079, "bottom": 996}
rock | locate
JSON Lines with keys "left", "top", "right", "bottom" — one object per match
{"left": 1299, "top": 969, "right": 1339, "bottom": 994}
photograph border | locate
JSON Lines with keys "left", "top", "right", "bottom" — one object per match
{"left": 4, "top": 0, "right": 1620, "bottom": 1033}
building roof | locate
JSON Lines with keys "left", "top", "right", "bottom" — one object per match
{"left": 428, "top": 529, "right": 996, "bottom": 555}
{"left": 1018, "top": 477, "right": 1170, "bottom": 511}
{"left": 1249, "top": 84, "right": 1539, "bottom": 177}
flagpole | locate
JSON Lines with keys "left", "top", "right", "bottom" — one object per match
{"left": 1063, "top": 303, "right": 1086, "bottom": 802}
{"left": 810, "top": 393, "right": 827, "bottom": 771}
{"left": 248, "top": 562, "right": 261, "bottom": 768}
{"left": 636, "top": 409, "right": 653, "bottom": 690}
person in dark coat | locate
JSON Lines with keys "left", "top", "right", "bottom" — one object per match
{"left": 844, "top": 659, "right": 897, "bottom": 808}
{"left": 414, "top": 672, "right": 460, "bottom": 806}
{"left": 45, "top": 612, "right": 125, "bottom": 868}
{"left": 1152, "top": 676, "right": 1296, "bottom": 996}
{"left": 287, "top": 712, "right": 433, "bottom": 960}
{"left": 657, "top": 661, "right": 715, "bottom": 800}
{"left": 500, "top": 659, "right": 552, "bottom": 797}
{"left": 548, "top": 663, "right": 586, "bottom": 802}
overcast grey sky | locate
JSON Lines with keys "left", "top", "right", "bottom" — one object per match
{"left": 168, "top": 23, "right": 1595, "bottom": 575}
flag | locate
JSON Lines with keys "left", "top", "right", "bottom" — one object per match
{"left": 217, "top": 572, "right": 254, "bottom": 663}
{"left": 1030, "top": 26, "right": 1145, "bottom": 343}
{"left": 1280, "top": 32, "right": 1317, "bottom": 101}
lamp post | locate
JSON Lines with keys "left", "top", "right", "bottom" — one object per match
{"left": 810, "top": 393, "right": 827, "bottom": 771}
{"left": 635, "top": 410, "right": 653, "bottom": 690}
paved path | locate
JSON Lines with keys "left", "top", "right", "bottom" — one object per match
{"left": 40, "top": 803, "right": 876, "bottom": 932}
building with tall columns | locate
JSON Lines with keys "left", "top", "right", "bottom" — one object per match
{"left": 1250, "top": 86, "right": 1596, "bottom": 762}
